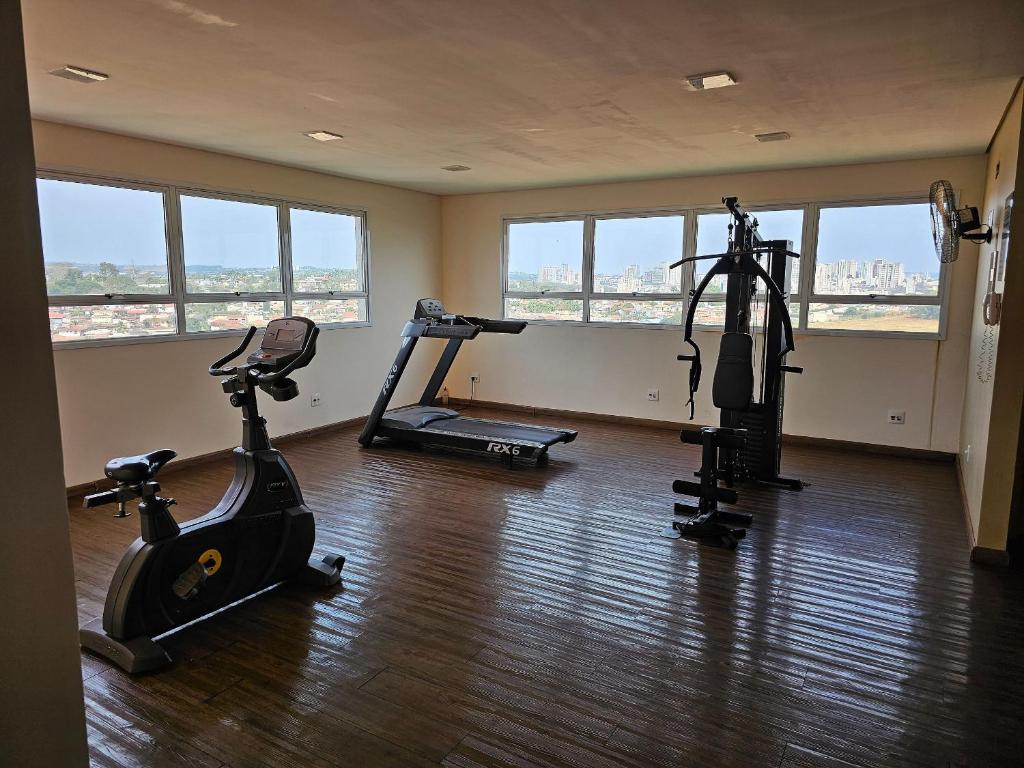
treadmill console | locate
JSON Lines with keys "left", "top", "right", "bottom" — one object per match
{"left": 246, "top": 317, "right": 316, "bottom": 370}
{"left": 415, "top": 298, "right": 447, "bottom": 320}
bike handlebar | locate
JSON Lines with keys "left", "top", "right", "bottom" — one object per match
{"left": 209, "top": 326, "right": 259, "bottom": 376}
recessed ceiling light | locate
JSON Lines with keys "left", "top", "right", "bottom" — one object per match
{"left": 305, "top": 130, "right": 343, "bottom": 142}
{"left": 441, "top": 165, "right": 472, "bottom": 172}
{"left": 49, "top": 65, "right": 109, "bottom": 83}
{"left": 754, "top": 131, "right": 791, "bottom": 142}
{"left": 684, "top": 72, "right": 736, "bottom": 91}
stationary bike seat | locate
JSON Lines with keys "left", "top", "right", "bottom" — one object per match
{"left": 105, "top": 449, "right": 177, "bottom": 483}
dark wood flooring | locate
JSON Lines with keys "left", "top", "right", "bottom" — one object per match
{"left": 69, "top": 407, "right": 1024, "bottom": 768}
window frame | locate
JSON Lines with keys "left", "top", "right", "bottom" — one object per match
{"left": 39, "top": 169, "right": 371, "bottom": 349}
{"left": 501, "top": 207, "right": 692, "bottom": 329}
{"left": 500, "top": 194, "right": 951, "bottom": 340}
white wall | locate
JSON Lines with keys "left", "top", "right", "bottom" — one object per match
{"left": 1, "top": 6, "right": 88, "bottom": 764}
{"left": 441, "top": 155, "right": 986, "bottom": 452}
{"left": 958, "top": 85, "right": 1023, "bottom": 551}
{"left": 34, "top": 121, "right": 441, "bottom": 486}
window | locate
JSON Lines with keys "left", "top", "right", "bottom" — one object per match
{"left": 503, "top": 212, "right": 686, "bottom": 325}
{"left": 590, "top": 215, "right": 685, "bottom": 324}
{"left": 288, "top": 205, "right": 370, "bottom": 324}
{"left": 39, "top": 178, "right": 171, "bottom": 296}
{"left": 503, "top": 219, "right": 585, "bottom": 321}
{"left": 180, "top": 195, "right": 282, "bottom": 294}
{"left": 808, "top": 202, "right": 942, "bottom": 334}
{"left": 501, "top": 198, "right": 947, "bottom": 338}
{"left": 39, "top": 173, "right": 370, "bottom": 346}
{"left": 38, "top": 177, "right": 177, "bottom": 343}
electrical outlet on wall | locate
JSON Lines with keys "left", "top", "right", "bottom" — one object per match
{"left": 311, "top": 393, "right": 322, "bottom": 407}
{"left": 470, "top": 373, "right": 480, "bottom": 383}
{"left": 964, "top": 444, "right": 971, "bottom": 464}
{"left": 647, "top": 389, "right": 660, "bottom": 401}
{"left": 887, "top": 409, "right": 905, "bottom": 425}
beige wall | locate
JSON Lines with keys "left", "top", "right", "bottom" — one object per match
{"left": 959, "top": 84, "right": 1024, "bottom": 551}
{"left": 0, "top": 4, "right": 88, "bottom": 765}
{"left": 441, "top": 156, "right": 986, "bottom": 452}
{"left": 33, "top": 121, "right": 442, "bottom": 486}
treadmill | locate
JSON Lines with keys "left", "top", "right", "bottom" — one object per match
{"left": 358, "top": 298, "right": 577, "bottom": 465}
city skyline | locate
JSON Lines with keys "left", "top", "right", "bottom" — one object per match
{"left": 511, "top": 252, "right": 938, "bottom": 296}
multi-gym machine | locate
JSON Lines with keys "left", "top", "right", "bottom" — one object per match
{"left": 664, "top": 197, "right": 804, "bottom": 548}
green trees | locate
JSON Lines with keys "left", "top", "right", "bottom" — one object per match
{"left": 47, "top": 261, "right": 155, "bottom": 295}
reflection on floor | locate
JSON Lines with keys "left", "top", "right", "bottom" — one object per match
{"left": 70, "top": 407, "right": 1024, "bottom": 768}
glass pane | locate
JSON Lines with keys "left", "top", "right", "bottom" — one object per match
{"left": 589, "top": 299, "right": 683, "bottom": 324}
{"left": 790, "top": 302, "right": 802, "bottom": 328}
{"left": 696, "top": 209, "right": 804, "bottom": 293}
{"left": 49, "top": 303, "right": 177, "bottom": 342}
{"left": 504, "top": 297, "right": 583, "bottom": 322}
{"left": 506, "top": 220, "right": 584, "bottom": 292}
{"left": 692, "top": 300, "right": 727, "bottom": 327}
{"left": 592, "top": 215, "right": 684, "bottom": 293}
{"left": 180, "top": 195, "right": 281, "bottom": 293}
{"left": 37, "top": 179, "right": 169, "bottom": 295}
{"left": 184, "top": 301, "right": 285, "bottom": 333}
{"left": 814, "top": 204, "right": 938, "bottom": 296}
{"left": 806, "top": 303, "right": 940, "bottom": 333}
{"left": 292, "top": 298, "right": 367, "bottom": 324}
{"left": 290, "top": 208, "right": 364, "bottom": 292}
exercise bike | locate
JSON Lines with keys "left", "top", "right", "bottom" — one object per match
{"left": 80, "top": 317, "right": 344, "bottom": 673}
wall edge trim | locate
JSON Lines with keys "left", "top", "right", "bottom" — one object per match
{"left": 66, "top": 413, "right": 368, "bottom": 497}
{"left": 447, "top": 398, "right": 957, "bottom": 461}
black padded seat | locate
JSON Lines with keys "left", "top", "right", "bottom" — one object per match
{"left": 105, "top": 449, "right": 177, "bottom": 483}
{"left": 712, "top": 332, "right": 754, "bottom": 411}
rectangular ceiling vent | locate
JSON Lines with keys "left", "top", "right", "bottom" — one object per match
{"left": 754, "top": 131, "right": 791, "bottom": 143}
{"left": 441, "top": 165, "right": 472, "bottom": 172}
{"left": 49, "top": 65, "right": 109, "bottom": 83}
{"left": 684, "top": 72, "right": 736, "bottom": 91}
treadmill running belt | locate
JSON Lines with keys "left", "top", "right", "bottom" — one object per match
{"left": 422, "top": 417, "right": 574, "bottom": 446}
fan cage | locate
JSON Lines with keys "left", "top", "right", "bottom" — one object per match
{"left": 930, "top": 180, "right": 959, "bottom": 264}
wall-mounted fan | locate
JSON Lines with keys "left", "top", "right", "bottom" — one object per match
{"left": 929, "top": 179, "right": 992, "bottom": 263}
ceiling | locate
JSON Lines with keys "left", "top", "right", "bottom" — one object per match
{"left": 20, "top": 0, "right": 1024, "bottom": 195}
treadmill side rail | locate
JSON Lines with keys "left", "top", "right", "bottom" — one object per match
{"left": 377, "top": 422, "right": 546, "bottom": 461}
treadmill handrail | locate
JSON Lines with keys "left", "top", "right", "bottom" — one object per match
{"left": 401, "top": 320, "right": 482, "bottom": 340}
{"left": 464, "top": 317, "right": 527, "bottom": 334}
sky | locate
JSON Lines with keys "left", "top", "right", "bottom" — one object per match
{"left": 815, "top": 203, "right": 936, "bottom": 273}
{"left": 594, "top": 216, "right": 683, "bottom": 274}
{"left": 181, "top": 198, "right": 361, "bottom": 270}
{"left": 39, "top": 177, "right": 936, "bottom": 280}
{"left": 290, "top": 207, "right": 359, "bottom": 270}
{"left": 37, "top": 178, "right": 167, "bottom": 267}
{"left": 37, "top": 178, "right": 360, "bottom": 272}
{"left": 510, "top": 203, "right": 937, "bottom": 278}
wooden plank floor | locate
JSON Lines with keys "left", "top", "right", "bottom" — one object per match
{"left": 69, "top": 407, "right": 1024, "bottom": 768}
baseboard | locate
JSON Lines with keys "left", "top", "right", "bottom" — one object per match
{"left": 66, "top": 414, "right": 368, "bottom": 498}
{"left": 971, "top": 546, "right": 1011, "bottom": 567}
{"left": 955, "top": 454, "right": 978, "bottom": 551}
{"left": 781, "top": 433, "right": 954, "bottom": 462}
{"left": 448, "top": 397, "right": 957, "bottom": 461}
{"left": 447, "top": 397, "right": 686, "bottom": 433}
